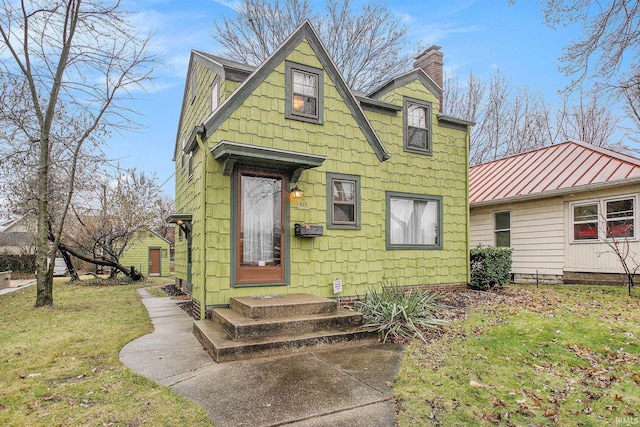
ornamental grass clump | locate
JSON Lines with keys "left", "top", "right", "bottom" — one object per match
{"left": 355, "top": 284, "right": 449, "bottom": 343}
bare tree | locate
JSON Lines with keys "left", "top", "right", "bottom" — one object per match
{"left": 0, "top": 0, "right": 155, "bottom": 307}
{"left": 212, "top": 0, "right": 409, "bottom": 92}
{"left": 445, "top": 66, "right": 622, "bottom": 165}
{"left": 58, "top": 169, "right": 167, "bottom": 280}
{"left": 514, "top": 0, "right": 640, "bottom": 136}
{"left": 555, "top": 92, "right": 621, "bottom": 146}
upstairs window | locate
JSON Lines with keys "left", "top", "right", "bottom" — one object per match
{"left": 404, "top": 98, "right": 432, "bottom": 154}
{"left": 494, "top": 211, "right": 511, "bottom": 247}
{"left": 189, "top": 66, "right": 196, "bottom": 103}
{"left": 211, "top": 77, "right": 219, "bottom": 112}
{"left": 293, "top": 70, "right": 318, "bottom": 117}
{"left": 326, "top": 173, "right": 360, "bottom": 229}
{"left": 180, "top": 135, "right": 186, "bottom": 171}
{"left": 285, "top": 62, "right": 324, "bottom": 123}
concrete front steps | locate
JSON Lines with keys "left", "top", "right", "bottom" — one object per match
{"left": 193, "top": 293, "right": 377, "bottom": 362}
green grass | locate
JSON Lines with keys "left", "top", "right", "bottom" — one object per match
{"left": 395, "top": 285, "right": 640, "bottom": 426}
{"left": 0, "top": 279, "right": 213, "bottom": 426}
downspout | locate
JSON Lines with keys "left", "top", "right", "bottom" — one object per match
{"left": 195, "top": 126, "right": 207, "bottom": 319}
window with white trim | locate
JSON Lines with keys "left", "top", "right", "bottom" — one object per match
{"left": 494, "top": 211, "right": 510, "bottom": 247}
{"left": 606, "top": 198, "right": 634, "bottom": 238}
{"left": 572, "top": 196, "right": 636, "bottom": 241}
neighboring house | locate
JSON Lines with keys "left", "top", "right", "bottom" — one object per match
{"left": 168, "top": 21, "right": 473, "bottom": 319}
{"left": 469, "top": 139, "right": 640, "bottom": 284}
{"left": 119, "top": 227, "right": 171, "bottom": 277}
{"left": 0, "top": 216, "right": 36, "bottom": 255}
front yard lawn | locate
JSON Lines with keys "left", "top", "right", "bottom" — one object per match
{"left": 395, "top": 285, "right": 640, "bottom": 426}
{"left": 0, "top": 279, "right": 212, "bottom": 427}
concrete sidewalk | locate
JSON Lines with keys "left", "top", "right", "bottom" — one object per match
{"left": 0, "top": 279, "right": 36, "bottom": 295}
{"left": 120, "top": 289, "right": 404, "bottom": 427}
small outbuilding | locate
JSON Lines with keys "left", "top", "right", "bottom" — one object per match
{"left": 120, "top": 228, "right": 172, "bottom": 277}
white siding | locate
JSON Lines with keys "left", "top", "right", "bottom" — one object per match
{"left": 564, "top": 184, "right": 640, "bottom": 273}
{"left": 470, "top": 197, "right": 565, "bottom": 276}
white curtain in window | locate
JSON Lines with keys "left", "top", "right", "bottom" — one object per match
{"left": 242, "top": 176, "right": 280, "bottom": 263}
{"left": 390, "top": 198, "right": 438, "bottom": 245}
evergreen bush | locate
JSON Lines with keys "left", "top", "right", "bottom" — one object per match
{"left": 469, "top": 246, "right": 512, "bottom": 290}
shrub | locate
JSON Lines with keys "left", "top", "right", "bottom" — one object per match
{"left": 0, "top": 254, "right": 36, "bottom": 273}
{"left": 354, "top": 284, "right": 448, "bottom": 343}
{"left": 469, "top": 246, "right": 512, "bottom": 290}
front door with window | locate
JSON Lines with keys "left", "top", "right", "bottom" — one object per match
{"left": 236, "top": 170, "right": 286, "bottom": 284}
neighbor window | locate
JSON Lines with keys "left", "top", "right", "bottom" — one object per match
{"left": 326, "top": 173, "right": 360, "bottom": 229}
{"left": 211, "top": 77, "right": 219, "bottom": 112}
{"left": 285, "top": 62, "right": 323, "bottom": 123}
{"left": 494, "top": 211, "right": 511, "bottom": 247}
{"left": 573, "top": 203, "right": 599, "bottom": 240}
{"left": 572, "top": 196, "right": 636, "bottom": 241}
{"left": 386, "top": 192, "right": 442, "bottom": 249}
{"left": 404, "top": 98, "right": 432, "bottom": 154}
{"left": 606, "top": 198, "right": 634, "bottom": 238}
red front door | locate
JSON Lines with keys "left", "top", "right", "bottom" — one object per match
{"left": 149, "top": 248, "right": 161, "bottom": 276}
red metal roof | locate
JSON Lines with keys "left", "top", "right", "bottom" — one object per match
{"left": 469, "top": 140, "right": 640, "bottom": 205}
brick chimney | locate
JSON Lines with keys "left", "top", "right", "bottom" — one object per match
{"left": 413, "top": 45, "right": 443, "bottom": 111}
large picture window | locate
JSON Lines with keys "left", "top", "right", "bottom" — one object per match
{"left": 403, "top": 98, "right": 432, "bottom": 154}
{"left": 285, "top": 62, "right": 324, "bottom": 123}
{"left": 326, "top": 173, "right": 360, "bottom": 229}
{"left": 572, "top": 196, "right": 636, "bottom": 241}
{"left": 386, "top": 192, "right": 442, "bottom": 249}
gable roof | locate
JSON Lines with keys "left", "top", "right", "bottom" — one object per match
{"left": 367, "top": 68, "right": 442, "bottom": 100}
{"left": 469, "top": 140, "right": 640, "bottom": 207}
{"left": 188, "top": 20, "right": 391, "bottom": 162}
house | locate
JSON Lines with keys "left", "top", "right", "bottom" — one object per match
{"left": 168, "top": 21, "right": 473, "bottom": 321}
{"left": 469, "top": 139, "right": 640, "bottom": 285}
{"left": 0, "top": 216, "right": 35, "bottom": 255}
{"left": 119, "top": 227, "right": 171, "bottom": 277}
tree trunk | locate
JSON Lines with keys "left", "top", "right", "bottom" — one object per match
{"left": 35, "top": 132, "right": 53, "bottom": 307}
{"left": 59, "top": 248, "right": 80, "bottom": 282}
{"left": 56, "top": 241, "right": 143, "bottom": 281}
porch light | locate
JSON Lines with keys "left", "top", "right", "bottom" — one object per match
{"left": 290, "top": 186, "right": 304, "bottom": 199}
{"left": 175, "top": 219, "right": 191, "bottom": 237}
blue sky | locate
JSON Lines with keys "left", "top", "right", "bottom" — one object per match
{"left": 114, "top": 0, "right": 581, "bottom": 197}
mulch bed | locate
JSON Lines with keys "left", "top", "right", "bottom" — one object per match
{"left": 160, "top": 284, "right": 194, "bottom": 318}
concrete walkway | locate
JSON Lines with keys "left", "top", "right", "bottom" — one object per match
{"left": 120, "top": 289, "right": 405, "bottom": 427}
{"left": 0, "top": 279, "right": 36, "bottom": 295}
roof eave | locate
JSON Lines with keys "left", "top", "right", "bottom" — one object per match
{"left": 470, "top": 176, "right": 640, "bottom": 208}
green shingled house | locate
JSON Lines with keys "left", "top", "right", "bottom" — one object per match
{"left": 168, "top": 21, "right": 472, "bottom": 320}
{"left": 119, "top": 228, "right": 171, "bottom": 277}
